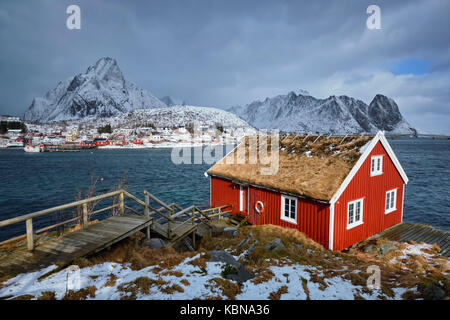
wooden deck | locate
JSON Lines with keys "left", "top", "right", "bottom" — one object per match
{"left": 0, "top": 214, "right": 152, "bottom": 277}
{"left": 377, "top": 222, "right": 450, "bottom": 257}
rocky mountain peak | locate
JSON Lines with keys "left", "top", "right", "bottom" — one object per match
{"left": 229, "top": 90, "right": 416, "bottom": 135}
{"left": 24, "top": 58, "right": 166, "bottom": 122}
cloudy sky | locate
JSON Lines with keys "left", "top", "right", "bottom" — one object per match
{"left": 0, "top": 0, "right": 449, "bottom": 133}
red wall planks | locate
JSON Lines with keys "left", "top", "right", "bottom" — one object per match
{"left": 210, "top": 176, "right": 330, "bottom": 248}
{"left": 332, "top": 141, "right": 405, "bottom": 251}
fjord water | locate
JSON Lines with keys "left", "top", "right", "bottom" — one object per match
{"left": 0, "top": 139, "right": 449, "bottom": 241}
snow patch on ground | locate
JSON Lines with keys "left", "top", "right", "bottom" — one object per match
{"left": 0, "top": 253, "right": 411, "bottom": 300}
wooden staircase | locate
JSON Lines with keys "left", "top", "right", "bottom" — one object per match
{"left": 228, "top": 212, "right": 249, "bottom": 228}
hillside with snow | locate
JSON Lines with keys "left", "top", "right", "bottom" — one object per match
{"left": 24, "top": 57, "right": 166, "bottom": 122}
{"left": 229, "top": 91, "right": 417, "bottom": 135}
{"left": 68, "top": 105, "right": 253, "bottom": 129}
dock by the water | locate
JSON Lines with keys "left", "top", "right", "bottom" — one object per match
{"left": 0, "top": 189, "right": 230, "bottom": 278}
{"left": 377, "top": 222, "right": 450, "bottom": 257}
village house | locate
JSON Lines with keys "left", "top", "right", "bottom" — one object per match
{"left": 207, "top": 131, "right": 408, "bottom": 251}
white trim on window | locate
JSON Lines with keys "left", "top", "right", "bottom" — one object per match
{"left": 385, "top": 188, "right": 397, "bottom": 214}
{"left": 370, "top": 155, "right": 383, "bottom": 176}
{"left": 280, "top": 194, "right": 297, "bottom": 225}
{"left": 347, "top": 198, "right": 364, "bottom": 229}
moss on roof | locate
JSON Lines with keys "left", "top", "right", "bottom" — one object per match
{"left": 207, "top": 134, "right": 374, "bottom": 202}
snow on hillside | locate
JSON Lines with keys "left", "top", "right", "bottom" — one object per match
{"left": 71, "top": 105, "right": 253, "bottom": 129}
{"left": 0, "top": 253, "right": 409, "bottom": 300}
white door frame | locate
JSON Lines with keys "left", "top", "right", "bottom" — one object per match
{"left": 239, "top": 185, "right": 244, "bottom": 211}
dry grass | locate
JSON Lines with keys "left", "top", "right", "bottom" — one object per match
{"left": 268, "top": 285, "right": 288, "bottom": 300}
{"left": 37, "top": 291, "right": 56, "bottom": 300}
{"left": 11, "top": 294, "right": 34, "bottom": 300}
{"left": 207, "top": 278, "right": 241, "bottom": 300}
{"left": 207, "top": 135, "right": 373, "bottom": 201}
{"left": 117, "top": 276, "right": 184, "bottom": 298}
{"left": 62, "top": 286, "right": 97, "bottom": 300}
{"left": 72, "top": 232, "right": 197, "bottom": 271}
{"left": 104, "top": 273, "right": 118, "bottom": 287}
{"left": 161, "top": 270, "right": 183, "bottom": 277}
{"left": 180, "top": 279, "right": 190, "bottom": 286}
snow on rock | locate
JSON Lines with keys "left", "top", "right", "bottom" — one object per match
{"left": 229, "top": 91, "right": 417, "bottom": 135}
{"left": 24, "top": 57, "right": 166, "bottom": 122}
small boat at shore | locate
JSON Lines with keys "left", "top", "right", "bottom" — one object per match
{"left": 24, "top": 145, "right": 42, "bottom": 153}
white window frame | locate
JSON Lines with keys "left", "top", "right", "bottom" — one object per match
{"left": 347, "top": 198, "right": 364, "bottom": 229}
{"left": 370, "top": 155, "right": 383, "bottom": 176}
{"left": 385, "top": 188, "right": 397, "bottom": 214}
{"left": 280, "top": 194, "right": 297, "bottom": 225}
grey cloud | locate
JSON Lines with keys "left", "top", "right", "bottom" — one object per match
{"left": 0, "top": 0, "right": 449, "bottom": 133}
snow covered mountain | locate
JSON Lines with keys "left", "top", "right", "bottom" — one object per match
{"left": 24, "top": 57, "right": 166, "bottom": 122}
{"left": 76, "top": 105, "right": 253, "bottom": 129}
{"left": 229, "top": 91, "right": 416, "bottom": 135}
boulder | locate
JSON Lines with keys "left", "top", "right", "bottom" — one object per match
{"left": 376, "top": 242, "right": 398, "bottom": 257}
{"left": 208, "top": 250, "right": 254, "bottom": 284}
{"left": 223, "top": 227, "right": 238, "bottom": 237}
{"left": 419, "top": 284, "right": 446, "bottom": 300}
{"left": 264, "top": 238, "right": 286, "bottom": 252}
{"left": 142, "top": 238, "right": 166, "bottom": 250}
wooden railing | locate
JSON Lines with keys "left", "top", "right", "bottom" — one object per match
{"left": 0, "top": 190, "right": 133, "bottom": 251}
{"left": 0, "top": 189, "right": 232, "bottom": 251}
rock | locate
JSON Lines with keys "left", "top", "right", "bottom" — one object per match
{"left": 226, "top": 266, "right": 254, "bottom": 284}
{"left": 247, "top": 240, "right": 259, "bottom": 255}
{"left": 376, "top": 242, "right": 398, "bottom": 257}
{"left": 421, "top": 284, "right": 446, "bottom": 300}
{"left": 208, "top": 250, "right": 255, "bottom": 284}
{"left": 264, "top": 238, "right": 286, "bottom": 252}
{"left": 364, "top": 245, "right": 374, "bottom": 254}
{"left": 293, "top": 243, "right": 304, "bottom": 249}
{"left": 247, "top": 243, "right": 255, "bottom": 254}
{"left": 142, "top": 238, "right": 166, "bottom": 250}
{"left": 223, "top": 227, "right": 238, "bottom": 237}
{"left": 209, "top": 250, "right": 240, "bottom": 267}
{"left": 237, "top": 238, "right": 251, "bottom": 248}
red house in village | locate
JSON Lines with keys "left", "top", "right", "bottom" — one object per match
{"left": 207, "top": 131, "right": 408, "bottom": 251}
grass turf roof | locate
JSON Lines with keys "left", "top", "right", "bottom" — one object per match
{"left": 207, "top": 134, "right": 374, "bottom": 202}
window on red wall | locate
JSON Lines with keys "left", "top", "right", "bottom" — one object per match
{"left": 281, "top": 194, "right": 297, "bottom": 225}
{"left": 370, "top": 155, "right": 383, "bottom": 176}
{"left": 347, "top": 198, "right": 364, "bottom": 229}
{"left": 385, "top": 189, "right": 397, "bottom": 214}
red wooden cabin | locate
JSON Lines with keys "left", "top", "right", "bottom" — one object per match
{"left": 207, "top": 131, "right": 408, "bottom": 251}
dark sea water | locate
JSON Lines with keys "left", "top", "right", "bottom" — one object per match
{"left": 0, "top": 138, "right": 449, "bottom": 241}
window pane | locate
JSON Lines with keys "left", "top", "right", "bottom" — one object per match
{"left": 355, "top": 202, "right": 360, "bottom": 221}
{"left": 290, "top": 201, "right": 296, "bottom": 219}
{"left": 386, "top": 193, "right": 390, "bottom": 210}
{"left": 284, "top": 200, "right": 289, "bottom": 217}
{"left": 390, "top": 191, "right": 395, "bottom": 208}
{"left": 377, "top": 158, "right": 381, "bottom": 171}
{"left": 371, "top": 159, "right": 375, "bottom": 171}
{"left": 348, "top": 204, "right": 354, "bottom": 224}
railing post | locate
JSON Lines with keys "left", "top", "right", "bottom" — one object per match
{"left": 167, "top": 206, "right": 172, "bottom": 240}
{"left": 119, "top": 191, "right": 124, "bottom": 216}
{"left": 26, "top": 218, "right": 34, "bottom": 251}
{"left": 145, "top": 192, "right": 150, "bottom": 239}
{"left": 82, "top": 203, "right": 88, "bottom": 228}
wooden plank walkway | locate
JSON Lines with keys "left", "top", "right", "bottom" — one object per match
{"left": 377, "top": 222, "right": 450, "bottom": 257}
{"left": 0, "top": 214, "right": 152, "bottom": 277}
{"left": 151, "top": 220, "right": 197, "bottom": 243}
